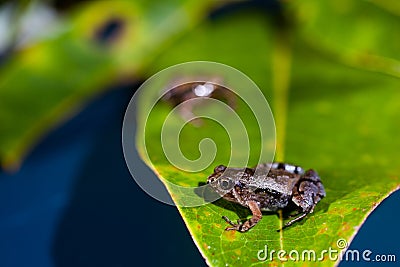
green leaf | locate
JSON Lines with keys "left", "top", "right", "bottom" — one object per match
{"left": 135, "top": 7, "right": 400, "bottom": 267}
{"left": 287, "top": 0, "right": 400, "bottom": 78}
{"left": 0, "top": 0, "right": 217, "bottom": 169}
{"left": 279, "top": 43, "right": 400, "bottom": 266}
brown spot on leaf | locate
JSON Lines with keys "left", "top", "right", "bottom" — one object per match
{"left": 318, "top": 226, "right": 328, "bottom": 234}
{"left": 360, "top": 191, "right": 378, "bottom": 198}
{"left": 234, "top": 249, "right": 241, "bottom": 256}
{"left": 342, "top": 222, "right": 350, "bottom": 230}
{"left": 223, "top": 230, "right": 236, "bottom": 241}
{"left": 338, "top": 221, "right": 351, "bottom": 236}
{"left": 327, "top": 207, "right": 347, "bottom": 216}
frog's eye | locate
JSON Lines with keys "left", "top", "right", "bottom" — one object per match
{"left": 219, "top": 177, "right": 233, "bottom": 190}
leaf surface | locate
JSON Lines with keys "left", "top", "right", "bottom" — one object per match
{"left": 287, "top": 0, "right": 400, "bottom": 77}
{"left": 136, "top": 7, "right": 400, "bottom": 267}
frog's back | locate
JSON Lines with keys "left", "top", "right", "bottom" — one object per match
{"left": 249, "top": 165, "right": 301, "bottom": 196}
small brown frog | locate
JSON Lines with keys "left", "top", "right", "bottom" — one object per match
{"left": 207, "top": 162, "right": 326, "bottom": 232}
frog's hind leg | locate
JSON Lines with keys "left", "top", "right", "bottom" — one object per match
{"left": 280, "top": 209, "right": 311, "bottom": 231}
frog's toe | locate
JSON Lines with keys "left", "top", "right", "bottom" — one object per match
{"left": 222, "top": 215, "right": 237, "bottom": 226}
{"left": 222, "top": 216, "right": 244, "bottom": 231}
{"left": 225, "top": 225, "right": 240, "bottom": 231}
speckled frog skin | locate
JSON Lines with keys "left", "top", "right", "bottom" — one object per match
{"left": 207, "top": 162, "right": 326, "bottom": 232}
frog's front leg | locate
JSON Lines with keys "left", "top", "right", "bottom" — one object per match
{"left": 223, "top": 201, "right": 262, "bottom": 232}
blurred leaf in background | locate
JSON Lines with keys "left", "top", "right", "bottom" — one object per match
{"left": 288, "top": 0, "right": 400, "bottom": 77}
{"left": 0, "top": 0, "right": 220, "bottom": 170}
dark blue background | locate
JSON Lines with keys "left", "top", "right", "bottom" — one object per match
{"left": 0, "top": 85, "right": 398, "bottom": 267}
